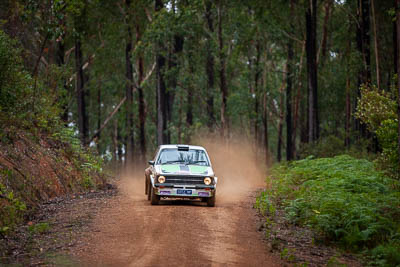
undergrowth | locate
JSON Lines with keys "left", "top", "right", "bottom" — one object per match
{"left": 256, "top": 155, "right": 400, "bottom": 266}
{"left": 0, "top": 30, "right": 106, "bottom": 237}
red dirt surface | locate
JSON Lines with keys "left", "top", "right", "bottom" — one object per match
{"left": 72, "top": 138, "right": 283, "bottom": 266}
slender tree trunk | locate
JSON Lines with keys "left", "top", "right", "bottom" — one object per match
{"left": 292, "top": 42, "right": 305, "bottom": 158}
{"left": 125, "top": 0, "right": 134, "bottom": 165}
{"left": 286, "top": 47, "right": 293, "bottom": 160}
{"left": 254, "top": 40, "right": 261, "bottom": 147}
{"left": 218, "top": 0, "right": 228, "bottom": 138}
{"left": 394, "top": 0, "right": 398, "bottom": 76}
{"left": 277, "top": 88, "right": 284, "bottom": 162}
{"left": 186, "top": 48, "right": 194, "bottom": 138}
{"left": 186, "top": 66, "right": 193, "bottom": 128}
{"left": 178, "top": 93, "right": 183, "bottom": 143}
{"left": 263, "top": 92, "right": 269, "bottom": 164}
{"left": 117, "top": 116, "right": 123, "bottom": 164}
{"left": 371, "top": 0, "right": 380, "bottom": 89}
{"left": 112, "top": 118, "right": 118, "bottom": 169}
{"left": 205, "top": 0, "right": 215, "bottom": 129}
{"left": 356, "top": 0, "right": 371, "bottom": 136}
{"left": 345, "top": 16, "right": 352, "bottom": 147}
{"left": 75, "top": 38, "right": 88, "bottom": 145}
{"left": 361, "top": 0, "right": 371, "bottom": 84}
{"left": 396, "top": 0, "right": 400, "bottom": 175}
{"left": 166, "top": 34, "right": 184, "bottom": 143}
{"left": 286, "top": 0, "right": 294, "bottom": 160}
{"left": 356, "top": 0, "right": 372, "bottom": 86}
{"left": 136, "top": 23, "right": 146, "bottom": 162}
{"left": 97, "top": 83, "right": 101, "bottom": 141}
{"left": 56, "top": 36, "right": 68, "bottom": 123}
{"left": 306, "top": 0, "right": 318, "bottom": 142}
{"left": 345, "top": 78, "right": 351, "bottom": 147}
{"left": 156, "top": 0, "right": 168, "bottom": 145}
{"left": 317, "top": 0, "right": 332, "bottom": 67}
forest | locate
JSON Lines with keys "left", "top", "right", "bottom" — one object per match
{"left": 1, "top": 0, "right": 400, "bottom": 265}
{"left": 1, "top": 0, "right": 400, "bottom": 170}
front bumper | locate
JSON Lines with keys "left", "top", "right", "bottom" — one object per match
{"left": 153, "top": 184, "right": 215, "bottom": 198}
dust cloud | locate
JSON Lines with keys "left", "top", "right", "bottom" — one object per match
{"left": 118, "top": 136, "right": 268, "bottom": 204}
{"left": 195, "top": 136, "right": 268, "bottom": 204}
{"left": 118, "top": 166, "right": 147, "bottom": 201}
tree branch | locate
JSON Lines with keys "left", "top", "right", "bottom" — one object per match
{"left": 87, "top": 96, "right": 127, "bottom": 144}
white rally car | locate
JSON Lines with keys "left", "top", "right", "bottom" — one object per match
{"left": 145, "top": 144, "right": 217, "bottom": 207}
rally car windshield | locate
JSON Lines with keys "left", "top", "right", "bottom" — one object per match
{"left": 157, "top": 149, "right": 210, "bottom": 166}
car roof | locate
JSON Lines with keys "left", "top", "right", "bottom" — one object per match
{"left": 158, "top": 144, "right": 206, "bottom": 151}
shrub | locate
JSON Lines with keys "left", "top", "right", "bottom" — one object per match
{"left": 0, "top": 180, "right": 26, "bottom": 235}
{"left": 355, "top": 85, "right": 399, "bottom": 178}
{"left": 257, "top": 155, "right": 400, "bottom": 265}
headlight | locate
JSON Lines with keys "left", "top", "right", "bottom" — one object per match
{"left": 158, "top": 176, "right": 166, "bottom": 183}
{"left": 204, "top": 177, "right": 212, "bottom": 185}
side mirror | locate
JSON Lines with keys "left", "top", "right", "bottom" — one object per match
{"left": 148, "top": 160, "right": 155, "bottom": 166}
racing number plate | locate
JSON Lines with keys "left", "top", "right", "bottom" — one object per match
{"left": 177, "top": 189, "right": 192, "bottom": 195}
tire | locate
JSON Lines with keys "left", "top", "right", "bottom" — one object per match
{"left": 150, "top": 186, "right": 160, "bottom": 205}
{"left": 206, "top": 193, "right": 216, "bottom": 207}
{"left": 146, "top": 180, "right": 151, "bottom": 201}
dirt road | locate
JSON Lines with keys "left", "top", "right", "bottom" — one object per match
{"left": 74, "top": 140, "right": 282, "bottom": 266}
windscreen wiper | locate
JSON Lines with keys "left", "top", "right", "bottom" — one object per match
{"left": 188, "top": 160, "right": 208, "bottom": 165}
{"left": 162, "top": 160, "right": 186, "bottom": 165}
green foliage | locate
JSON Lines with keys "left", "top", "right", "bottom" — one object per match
{"left": 0, "top": 29, "right": 105, "bottom": 235}
{"left": 355, "top": 85, "right": 399, "bottom": 177}
{"left": 0, "top": 30, "right": 63, "bottom": 134}
{"left": 257, "top": 155, "right": 400, "bottom": 265}
{"left": 369, "top": 242, "right": 400, "bottom": 267}
{"left": 28, "top": 222, "right": 50, "bottom": 234}
{"left": 0, "top": 179, "right": 27, "bottom": 234}
{"left": 355, "top": 85, "right": 397, "bottom": 132}
{"left": 0, "top": 30, "right": 29, "bottom": 113}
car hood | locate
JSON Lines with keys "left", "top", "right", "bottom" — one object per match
{"left": 155, "top": 164, "right": 214, "bottom": 176}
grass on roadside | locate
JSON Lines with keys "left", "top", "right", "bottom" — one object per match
{"left": 256, "top": 155, "right": 400, "bottom": 266}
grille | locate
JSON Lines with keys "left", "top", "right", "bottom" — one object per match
{"left": 164, "top": 176, "right": 205, "bottom": 185}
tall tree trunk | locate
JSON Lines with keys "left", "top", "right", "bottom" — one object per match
{"left": 166, "top": 34, "right": 184, "bottom": 143}
{"left": 125, "top": 0, "right": 134, "bottom": 165}
{"left": 218, "top": 0, "right": 228, "bottom": 138}
{"left": 317, "top": 0, "right": 332, "bottom": 67}
{"left": 361, "top": 0, "right": 371, "bottom": 84}
{"left": 117, "top": 115, "right": 123, "bottom": 164}
{"left": 186, "top": 48, "right": 194, "bottom": 139}
{"left": 56, "top": 36, "right": 68, "bottom": 123}
{"left": 292, "top": 42, "right": 305, "bottom": 158}
{"left": 371, "top": 0, "right": 380, "bottom": 89}
{"left": 345, "top": 78, "right": 351, "bottom": 147}
{"left": 263, "top": 92, "right": 269, "bottom": 164}
{"left": 356, "top": 0, "right": 371, "bottom": 136}
{"left": 395, "top": 0, "right": 398, "bottom": 76}
{"left": 75, "top": 38, "right": 88, "bottom": 145}
{"left": 345, "top": 16, "right": 352, "bottom": 147}
{"left": 186, "top": 66, "right": 193, "bottom": 128}
{"left": 205, "top": 0, "right": 215, "bottom": 129}
{"left": 286, "top": 0, "right": 294, "bottom": 160}
{"left": 254, "top": 40, "right": 261, "bottom": 147}
{"left": 306, "top": 0, "right": 319, "bottom": 142}
{"left": 277, "top": 88, "right": 284, "bottom": 162}
{"left": 97, "top": 83, "right": 101, "bottom": 142}
{"left": 156, "top": 0, "right": 168, "bottom": 145}
{"left": 396, "top": 0, "right": 400, "bottom": 176}
{"left": 136, "top": 23, "right": 146, "bottom": 162}
{"left": 112, "top": 117, "right": 118, "bottom": 170}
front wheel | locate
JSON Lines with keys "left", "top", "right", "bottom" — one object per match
{"left": 206, "top": 193, "right": 216, "bottom": 207}
{"left": 146, "top": 180, "right": 151, "bottom": 200}
{"left": 150, "top": 186, "right": 160, "bottom": 205}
